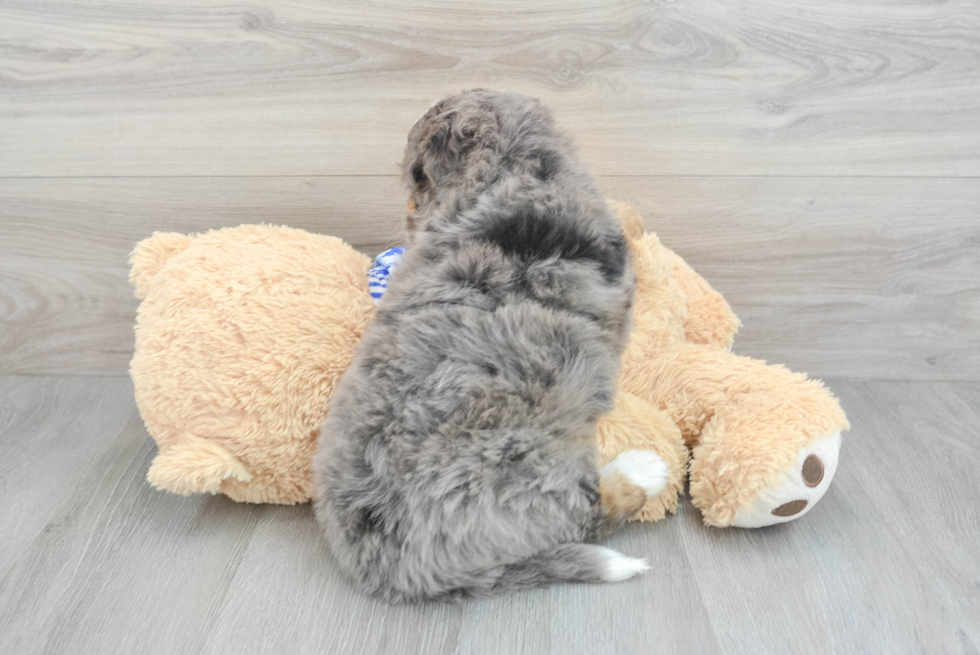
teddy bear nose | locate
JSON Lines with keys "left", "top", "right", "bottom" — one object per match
{"left": 772, "top": 499, "right": 808, "bottom": 517}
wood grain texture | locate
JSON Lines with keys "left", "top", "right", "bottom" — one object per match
{"left": 0, "top": 378, "right": 265, "bottom": 655}
{"left": 2, "top": 176, "right": 977, "bottom": 379}
{"left": 601, "top": 176, "right": 980, "bottom": 381}
{"left": 0, "top": 377, "right": 137, "bottom": 574}
{"left": 1, "top": 0, "right": 979, "bottom": 176}
{"left": 0, "top": 377, "right": 977, "bottom": 654}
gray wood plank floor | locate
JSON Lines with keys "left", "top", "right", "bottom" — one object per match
{"left": 1, "top": 376, "right": 977, "bottom": 655}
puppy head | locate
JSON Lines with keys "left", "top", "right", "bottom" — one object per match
{"left": 401, "top": 89, "right": 556, "bottom": 234}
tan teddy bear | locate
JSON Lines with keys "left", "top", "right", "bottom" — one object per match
{"left": 130, "top": 205, "right": 848, "bottom": 527}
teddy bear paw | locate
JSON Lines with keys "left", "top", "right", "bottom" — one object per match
{"left": 601, "top": 450, "right": 669, "bottom": 498}
{"left": 731, "top": 431, "right": 842, "bottom": 528}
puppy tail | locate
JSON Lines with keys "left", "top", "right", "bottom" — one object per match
{"left": 458, "top": 544, "right": 649, "bottom": 599}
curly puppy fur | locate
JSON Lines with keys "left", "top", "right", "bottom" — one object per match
{"left": 314, "top": 90, "right": 643, "bottom": 602}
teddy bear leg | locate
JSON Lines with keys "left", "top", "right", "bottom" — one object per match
{"left": 597, "top": 391, "right": 689, "bottom": 522}
{"left": 688, "top": 387, "right": 847, "bottom": 528}
{"left": 620, "top": 342, "right": 848, "bottom": 527}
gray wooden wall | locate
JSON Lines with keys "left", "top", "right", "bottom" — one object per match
{"left": 2, "top": 0, "right": 978, "bottom": 380}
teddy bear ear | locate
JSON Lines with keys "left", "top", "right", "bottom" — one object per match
{"left": 129, "top": 231, "right": 192, "bottom": 299}
{"left": 609, "top": 201, "right": 645, "bottom": 242}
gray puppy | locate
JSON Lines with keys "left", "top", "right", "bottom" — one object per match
{"left": 314, "top": 90, "right": 667, "bottom": 602}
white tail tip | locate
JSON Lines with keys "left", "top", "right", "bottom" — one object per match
{"left": 597, "top": 547, "right": 651, "bottom": 582}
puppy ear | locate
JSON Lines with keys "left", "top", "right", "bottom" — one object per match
{"left": 419, "top": 107, "right": 492, "bottom": 185}
{"left": 402, "top": 107, "right": 447, "bottom": 190}
{"left": 420, "top": 115, "right": 457, "bottom": 183}
{"left": 421, "top": 111, "right": 475, "bottom": 186}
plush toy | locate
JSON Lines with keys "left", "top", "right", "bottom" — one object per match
{"left": 130, "top": 204, "right": 848, "bottom": 527}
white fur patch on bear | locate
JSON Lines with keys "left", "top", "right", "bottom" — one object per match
{"left": 601, "top": 449, "right": 669, "bottom": 497}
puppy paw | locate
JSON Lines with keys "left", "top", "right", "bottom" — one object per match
{"left": 601, "top": 450, "right": 669, "bottom": 498}
{"left": 730, "top": 431, "right": 842, "bottom": 528}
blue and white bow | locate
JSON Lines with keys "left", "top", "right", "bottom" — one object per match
{"left": 367, "top": 247, "right": 406, "bottom": 304}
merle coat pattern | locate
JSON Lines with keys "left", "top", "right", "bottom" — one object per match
{"left": 313, "top": 90, "right": 654, "bottom": 602}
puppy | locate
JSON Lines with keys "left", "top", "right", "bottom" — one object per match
{"left": 314, "top": 90, "right": 666, "bottom": 602}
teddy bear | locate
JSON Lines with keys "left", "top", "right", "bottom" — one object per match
{"left": 129, "top": 204, "right": 848, "bottom": 527}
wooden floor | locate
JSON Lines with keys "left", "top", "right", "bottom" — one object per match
{"left": 0, "top": 376, "right": 977, "bottom": 655}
